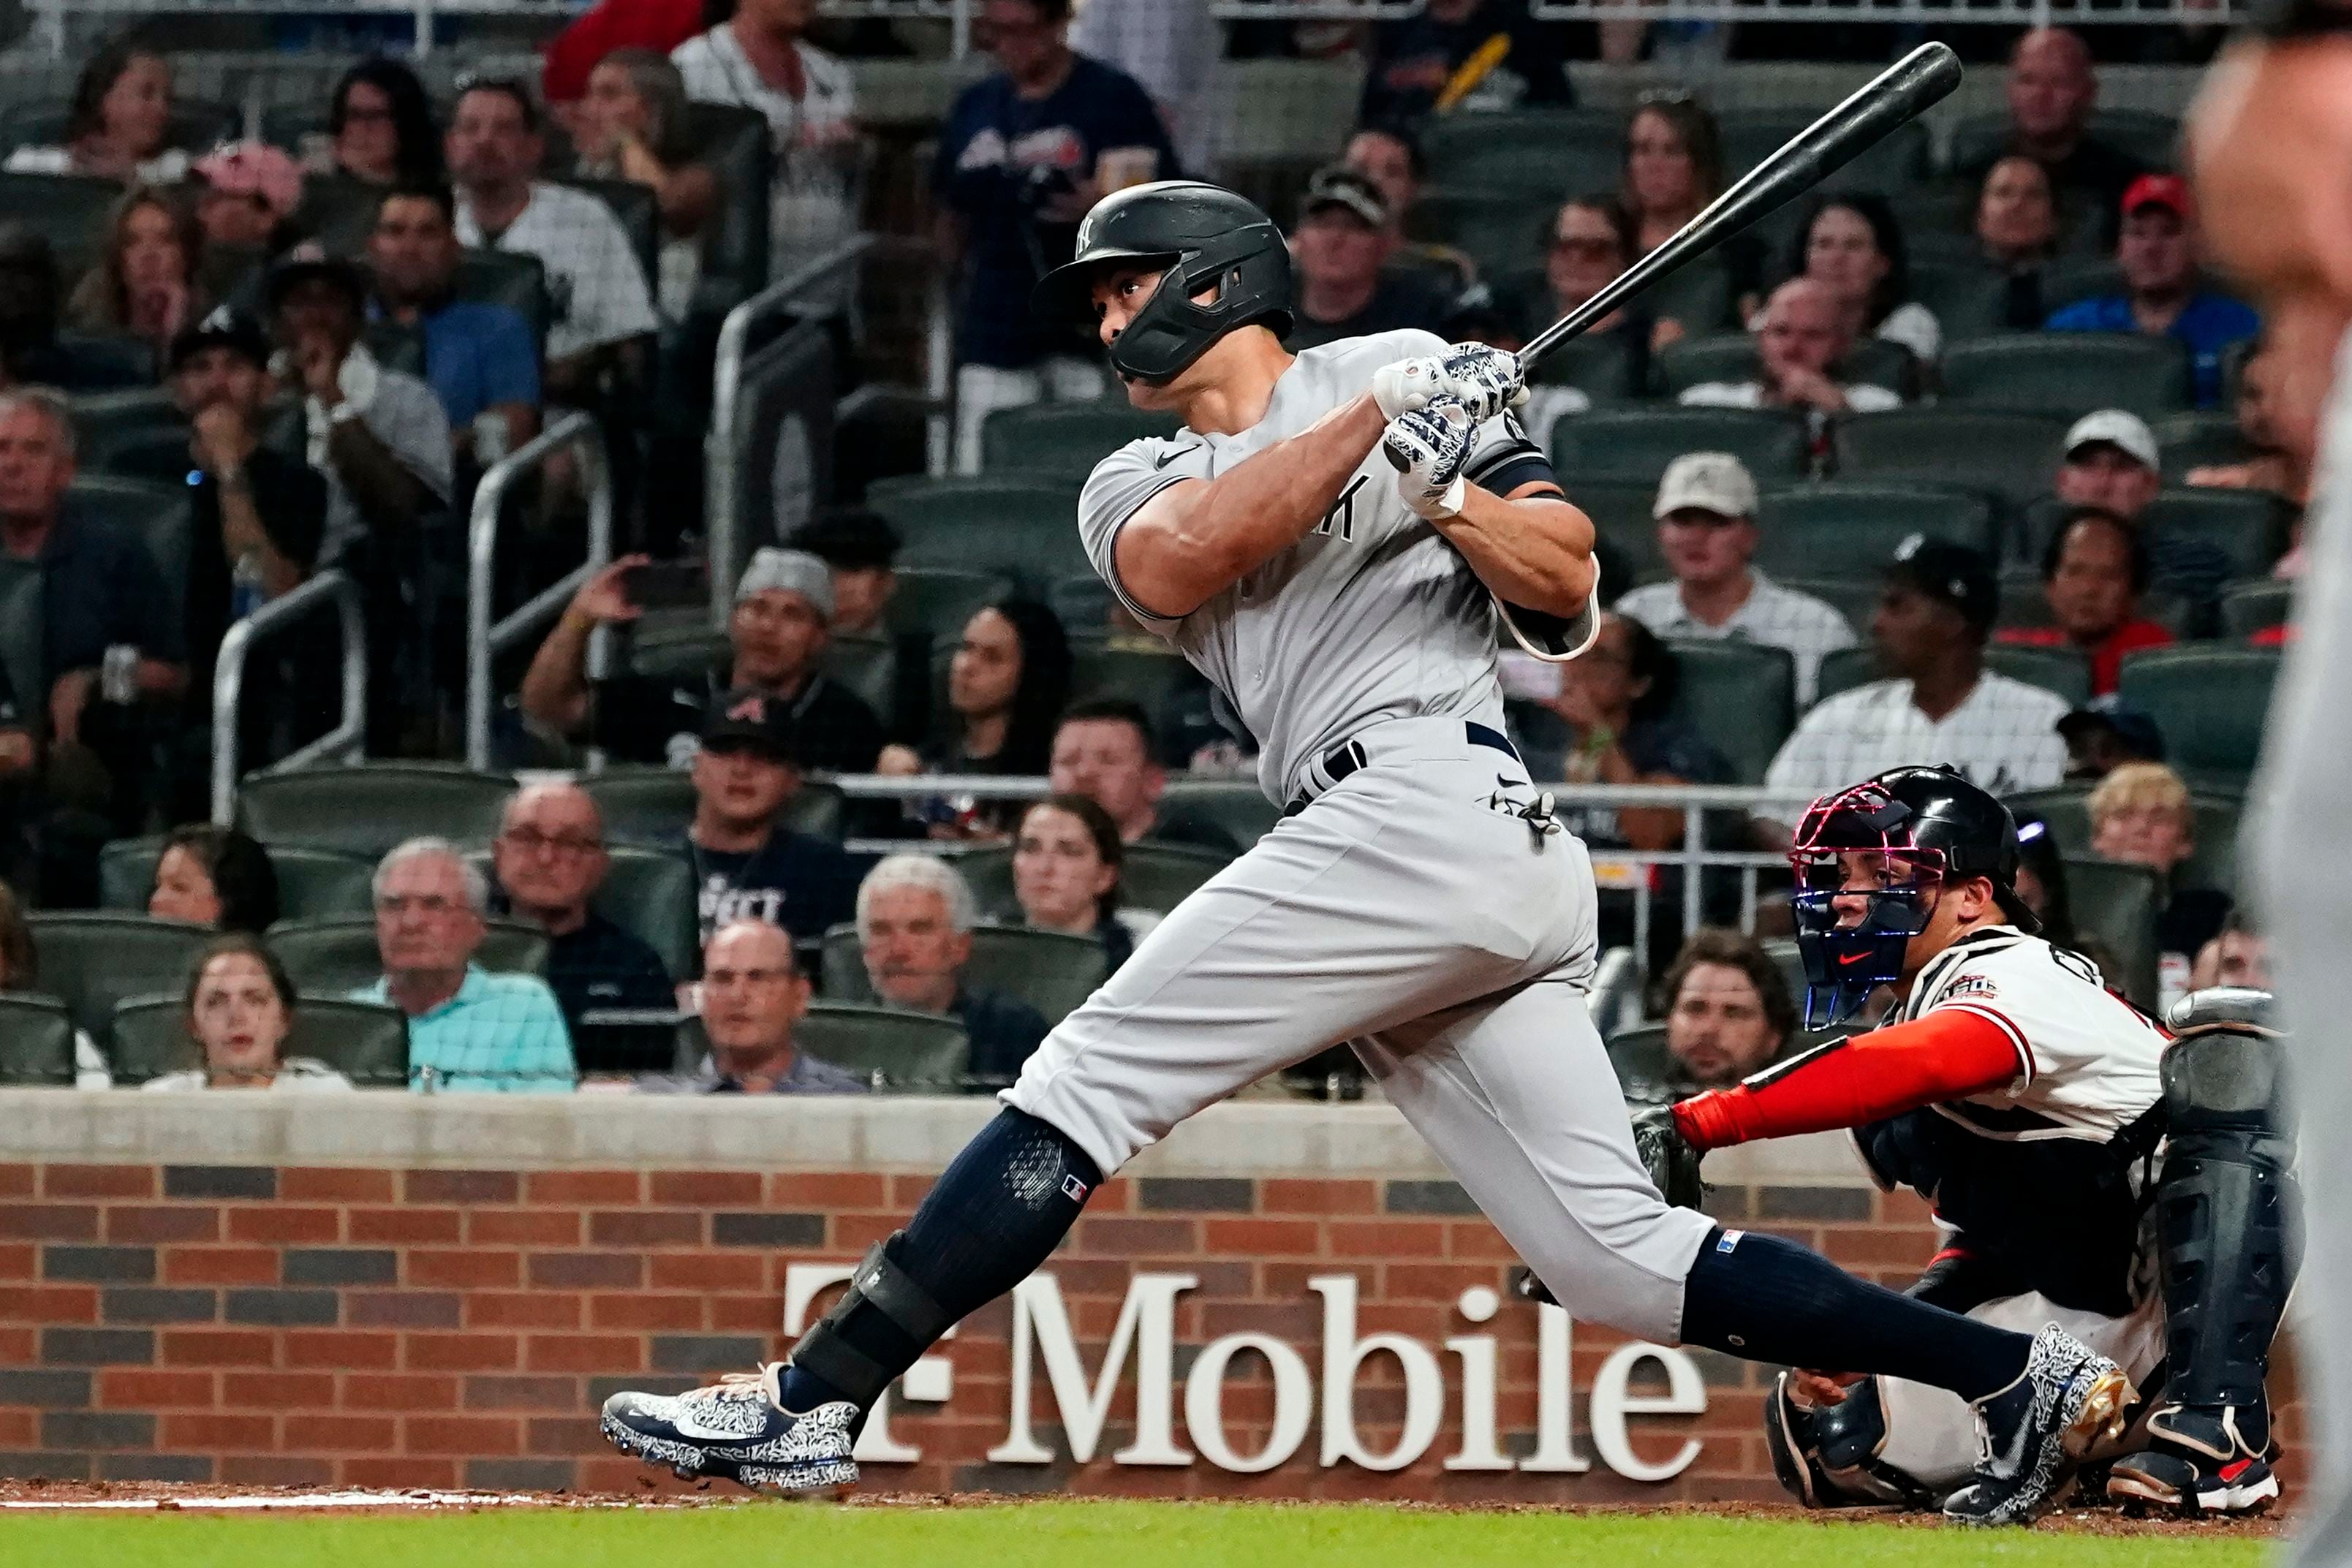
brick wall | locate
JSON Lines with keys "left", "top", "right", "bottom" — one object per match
{"left": 0, "top": 1159, "right": 2302, "bottom": 1500}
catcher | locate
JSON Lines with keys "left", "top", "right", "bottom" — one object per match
{"left": 1630, "top": 765, "right": 2297, "bottom": 1515}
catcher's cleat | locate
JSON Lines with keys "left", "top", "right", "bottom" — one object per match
{"left": 600, "top": 1361, "right": 859, "bottom": 1496}
{"left": 2108, "top": 1405, "right": 2281, "bottom": 1515}
{"left": 1943, "top": 1325, "right": 2135, "bottom": 1527}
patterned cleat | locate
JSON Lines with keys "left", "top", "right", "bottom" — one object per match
{"left": 1943, "top": 1325, "right": 2136, "bottom": 1527}
{"left": 600, "top": 1362, "right": 860, "bottom": 1496}
{"left": 2108, "top": 1405, "right": 2281, "bottom": 1515}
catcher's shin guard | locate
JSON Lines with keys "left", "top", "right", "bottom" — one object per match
{"left": 1763, "top": 1373, "right": 1940, "bottom": 1510}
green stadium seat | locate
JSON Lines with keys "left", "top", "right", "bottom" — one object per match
{"left": 469, "top": 844, "right": 699, "bottom": 983}
{"left": 2219, "top": 580, "right": 2293, "bottom": 639}
{"left": 864, "top": 476, "right": 1087, "bottom": 590}
{"left": 1908, "top": 261, "right": 2014, "bottom": 344}
{"left": 1571, "top": 478, "right": 1671, "bottom": 584}
{"left": 69, "top": 474, "right": 190, "bottom": 601}
{"left": 1940, "top": 333, "right": 2192, "bottom": 420}
{"left": 1421, "top": 109, "right": 1625, "bottom": 198}
{"left": 1067, "top": 637, "right": 1200, "bottom": 716}
{"left": 0, "top": 172, "right": 140, "bottom": 276}
{"left": 107, "top": 993, "right": 411, "bottom": 1088}
{"left": 1833, "top": 409, "right": 2072, "bottom": 507}
{"left": 98, "top": 839, "right": 378, "bottom": 923}
{"left": 1552, "top": 408, "right": 1809, "bottom": 486}
{"left": 680, "top": 102, "right": 773, "bottom": 310}
{"left": 1638, "top": 257, "right": 1740, "bottom": 337}
{"left": 1665, "top": 640, "right": 1795, "bottom": 786}
{"left": 1812, "top": 645, "right": 1882, "bottom": 703}
{"left": 1752, "top": 484, "right": 2000, "bottom": 579}
{"left": 235, "top": 765, "right": 515, "bottom": 857}
{"left": 2062, "top": 856, "right": 2160, "bottom": 1009}
{"left": 1723, "top": 110, "right": 1932, "bottom": 192}
{"left": 581, "top": 767, "right": 844, "bottom": 846}
{"left": 2153, "top": 412, "right": 2253, "bottom": 482}
{"left": 454, "top": 249, "right": 552, "bottom": 356}
{"left": 820, "top": 921, "right": 1109, "bottom": 1029}
{"left": 1946, "top": 109, "right": 2179, "bottom": 178}
{"left": 627, "top": 629, "right": 725, "bottom": 683}
{"left": 823, "top": 635, "right": 898, "bottom": 720}
{"left": 2116, "top": 645, "right": 2281, "bottom": 793}
{"left": 0, "top": 993, "right": 77, "bottom": 1086}
{"left": 981, "top": 402, "right": 1180, "bottom": 480}
{"left": 1776, "top": 575, "right": 1882, "bottom": 631}
{"left": 1657, "top": 334, "right": 1915, "bottom": 401}
{"left": 1602, "top": 1021, "right": 1676, "bottom": 1100}
{"left": 1984, "top": 645, "right": 2092, "bottom": 706}
{"left": 886, "top": 569, "right": 1013, "bottom": 644}
{"left": 791, "top": 1003, "right": 972, "bottom": 1092}
{"left": 1521, "top": 328, "right": 1645, "bottom": 405}
{"left": 953, "top": 839, "right": 1230, "bottom": 918}
{"left": 25, "top": 914, "right": 211, "bottom": 1051}
{"left": 1158, "top": 780, "right": 1280, "bottom": 847}
{"left": 268, "top": 917, "right": 550, "bottom": 997}
{"left": 73, "top": 387, "right": 182, "bottom": 468}
{"left": 1410, "top": 188, "right": 1553, "bottom": 279}
{"left": 2138, "top": 489, "right": 2292, "bottom": 582}
{"left": 2039, "top": 257, "right": 2126, "bottom": 314}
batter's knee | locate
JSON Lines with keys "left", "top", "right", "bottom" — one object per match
{"left": 1515, "top": 1202, "right": 1714, "bottom": 1343}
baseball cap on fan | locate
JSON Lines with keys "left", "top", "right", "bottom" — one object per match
{"left": 1299, "top": 165, "right": 1390, "bottom": 230}
{"left": 700, "top": 689, "right": 801, "bottom": 765}
{"left": 2063, "top": 409, "right": 2159, "bottom": 471}
{"left": 1653, "top": 452, "right": 1757, "bottom": 520}
{"left": 2122, "top": 172, "right": 2193, "bottom": 224}
{"left": 1885, "top": 533, "right": 1997, "bottom": 635}
{"left": 735, "top": 547, "right": 836, "bottom": 624}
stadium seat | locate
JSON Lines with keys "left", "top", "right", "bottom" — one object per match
{"left": 2039, "top": 257, "right": 2127, "bottom": 314}
{"left": 1722, "top": 110, "right": 1931, "bottom": 193}
{"left": 790, "top": 1003, "right": 972, "bottom": 1092}
{"left": 557, "top": 178, "right": 660, "bottom": 303}
{"left": 268, "top": 917, "right": 550, "bottom": 996}
{"left": 2220, "top": 579, "right": 2293, "bottom": 639}
{"left": 1638, "top": 257, "right": 1740, "bottom": 337}
{"left": 98, "top": 838, "right": 379, "bottom": 923}
{"left": 455, "top": 249, "right": 552, "bottom": 356}
{"left": 981, "top": 402, "right": 1181, "bottom": 480}
{"left": 294, "top": 174, "right": 390, "bottom": 259}
{"left": 0, "top": 172, "right": 145, "bottom": 277}
{"left": 864, "top": 476, "right": 1087, "bottom": 590}
{"left": 2138, "top": 489, "right": 2293, "bottom": 582}
{"left": 0, "top": 96, "right": 239, "bottom": 162}
{"left": 0, "top": 993, "right": 77, "bottom": 1086}
{"left": 1908, "top": 261, "right": 2014, "bottom": 344}
{"left": 1411, "top": 189, "right": 1551, "bottom": 280}
{"left": 1520, "top": 328, "right": 1645, "bottom": 406}
{"left": 1665, "top": 640, "right": 1796, "bottom": 785}
{"left": 1552, "top": 408, "right": 1810, "bottom": 486}
{"left": 1984, "top": 645, "right": 2092, "bottom": 706}
{"left": 2153, "top": 412, "right": 2253, "bottom": 482}
{"left": 820, "top": 922, "right": 1109, "bottom": 1029}
{"left": 1833, "top": 409, "right": 2072, "bottom": 507}
{"left": 886, "top": 569, "right": 1013, "bottom": 644}
{"left": 1940, "top": 333, "right": 2193, "bottom": 420}
{"left": 107, "top": 993, "right": 411, "bottom": 1088}
{"left": 823, "top": 635, "right": 899, "bottom": 720}
{"left": 1812, "top": 645, "right": 1882, "bottom": 704}
{"left": 2062, "top": 856, "right": 2160, "bottom": 1009}
{"left": 581, "top": 767, "right": 845, "bottom": 846}
{"left": 1946, "top": 109, "right": 2179, "bottom": 178}
{"left": 1067, "top": 637, "right": 1200, "bottom": 716}
{"left": 469, "top": 844, "right": 699, "bottom": 983}
{"left": 1570, "top": 478, "right": 1670, "bottom": 584}
{"left": 1657, "top": 334, "right": 1915, "bottom": 402}
{"left": 69, "top": 474, "right": 190, "bottom": 599}
{"left": 1049, "top": 573, "right": 1116, "bottom": 635}
{"left": 2117, "top": 645, "right": 2281, "bottom": 793}
{"left": 25, "top": 914, "right": 211, "bottom": 1051}
{"left": 626, "top": 629, "right": 724, "bottom": 683}
{"left": 2005, "top": 786, "right": 2245, "bottom": 898}
{"left": 1752, "top": 483, "right": 2000, "bottom": 578}
{"left": 954, "top": 839, "right": 1231, "bottom": 919}
{"left": 1421, "top": 108, "right": 1624, "bottom": 197}
{"left": 1776, "top": 575, "right": 1881, "bottom": 631}
{"left": 1602, "top": 1022, "right": 1676, "bottom": 1099}
{"left": 1159, "top": 779, "right": 1280, "bottom": 847}
{"left": 73, "top": 386, "right": 181, "bottom": 466}
{"left": 235, "top": 764, "right": 515, "bottom": 857}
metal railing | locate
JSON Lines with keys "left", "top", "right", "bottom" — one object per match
{"left": 706, "top": 237, "right": 875, "bottom": 629}
{"left": 466, "top": 411, "right": 613, "bottom": 770}
{"left": 210, "top": 569, "right": 368, "bottom": 827}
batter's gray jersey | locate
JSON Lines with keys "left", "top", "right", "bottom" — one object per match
{"left": 1078, "top": 328, "right": 1568, "bottom": 804}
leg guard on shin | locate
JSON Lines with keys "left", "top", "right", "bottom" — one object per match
{"left": 1763, "top": 1374, "right": 1938, "bottom": 1510}
{"left": 787, "top": 1237, "right": 960, "bottom": 1412}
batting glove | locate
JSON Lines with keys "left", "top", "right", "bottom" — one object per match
{"left": 1385, "top": 396, "right": 1479, "bottom": 521}
{"left": 1370, "top": 342, "right": 1527, "bottom": 423}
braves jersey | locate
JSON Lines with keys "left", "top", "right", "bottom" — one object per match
{"left": 1077, "top": 329, "right": 1563, "bottom": 804}
{"left": 1895, "top": 926, "right": 2166, "bottom": 1143}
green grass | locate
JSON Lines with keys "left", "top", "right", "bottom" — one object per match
{"left": 2, "top": 1500, "right": 2276, "bottom": 1568}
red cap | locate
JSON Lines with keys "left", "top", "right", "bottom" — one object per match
{"left": 2122, "top": 173, "right": 2193, "bottom": 222}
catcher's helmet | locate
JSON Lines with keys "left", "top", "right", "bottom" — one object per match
{"left": 1788, "top": 765, "right": 2038, "bottom": 1026}
{"left": 1031, "top": 180, "right": 1293, "bottom": 386}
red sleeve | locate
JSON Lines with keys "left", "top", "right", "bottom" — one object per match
{"left": 1672, "top": 1008, "right": 2026, "bottom": 1152}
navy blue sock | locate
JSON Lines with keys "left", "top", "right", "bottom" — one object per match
{"left": 778, "top": 1108, "right": 1100, "bottom": 1412}
{"left": 1680, "top": 1227, "right": 2029, "bottom": 1401}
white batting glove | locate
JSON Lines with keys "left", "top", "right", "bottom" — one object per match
{"left": 1385, "top": 397, "right": 1479, "bottom": 521}
{"left": 1371, "top": 342, "right": 1527, "bottom": 423}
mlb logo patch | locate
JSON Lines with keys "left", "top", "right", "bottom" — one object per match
{"left": 1060, "top": 1174, "right": 1089, "bottom": 1203}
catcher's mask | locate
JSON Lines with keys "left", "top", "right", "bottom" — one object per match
{"left": 1788, "top": 782, "right": 1948, "bottom": 1028}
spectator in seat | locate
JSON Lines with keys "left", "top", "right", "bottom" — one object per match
{"left": 878, "top": 601, "right": 1071, "bottom": 835}
{"left": 1285, "top": 165, "right": 1454, "bottom": 352}
{"left": 143, "top": 934, "right": 351, "bottom": 1094}
{"left": 1655, "top": 928, "right": 1795, "bottom": 1091}
{"left": 545, "top": 0, "right": 708, "bottom": 126}
{"left": 67, "top": 186, "right": 207, "bottom": 357}
{"left": 1048, "top": 697, "right": 1242, "bottom": 852}
{"left": 1360, "top": 0, "right": 1571, "bottom": 124}
{"left": 367, "top": 182, "right": 543, "bottom": 468}
{"left": 1344, "top": 123, "right": 1423, "bottom": 227}
{"left": 326, "top": 59, "right": 444, "bottom": 188}
{"left": 2051, "top": 409, "right": 2234, "bottom": 614}
{"left": 933, "top": 0, "right": 1176, "bottom": 473}
{"left": 2010, "top": 814, "right": 2079, "bottom": 950}
{"left": 1997, "top": 507, "right": 2172, "bottom": 696}
{"left": 1784, "top": 193, "right": 1939, "bottom": 366}
{"left": 1010, "top": 792, "right": 1156, "bottom": 972}
{"left": 445, "top": 78, "right": 659, "bottom": 401}
{"left": 491, "top": 780, "right": 673, "bottom": 1031}
{"left": 684, "top": 689, "right": 868, "bottom": 945}
{"left": 1764, "top": 536, "right": 2069, "bottom": 807}
{"left": 2190, "top": 907, "right": 2268, "bottom": 992}
{"left": 2090, "top": 760, "right": 2232, "bottom": 1007}
{"left": 1619, "top": 94, "right": 1761, "bottom": 314}
{"left": 2046, "top": 175, "right": 2258, "bottom": 409}
{"left": 355, "top": 836, "right": 575, "bottom": 1093}
{"left": 5, "top": 37, "right": 189, "bottom": 185}
{"left": 1518, "top": 195, "right": 1671, "bottom": 443}
{"left": 672, "top": 0, "right": 858, "bottom": 297}
{"left": 2057, "top": 701, "right": 2166, "bottom": 783}
{"left": 2189, "top": 341, "right": 2315, "bottom": 507}
{"left": 1975, "top": 154, "right": 2062, "bottom": 330}
{"left": 576, "top": 50, "right": 717, "bottom": 322}
{"left": 640, "top": 918, "right": 863, "bottom": 1094}
{"left": 1614, "top": 452, "right": 1857, "bottom": 705}
{"left": 784, "top": 507, "right": 900, "bottom": 640}
{"left": 523, "top": 546, "right": 885, "bottom": 774}
{"left": 1951, "top": 29, "right": 2144, "bottom": 245}
{"left": 857, "top": 854, "right": 1048, "bottom": 1090}
{"left": 1070, "top": 0, "right": 1219, "bottom": 175}
{"left": 189, "top": 143, "right": 303, "bottom": 262}
{"left": 1679, "top": 278, "right": 1902, "bottom": 416}
{"left": 146, "top": 823, "right": 280, "bottom": 933}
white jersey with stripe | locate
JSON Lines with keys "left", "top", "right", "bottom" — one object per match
{"left": 1077, "top": 329, "right": 1560, "bottom": 805}
{"left": 1894, "top": 926, "right": 2166, "bottom": 1142}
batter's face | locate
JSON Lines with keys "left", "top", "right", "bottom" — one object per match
{"left": 1091, "top": 265, "right": 1226, "bottom": 409}
{"left": 1657, "top": 507, "right": 1755, "bottom": 590}
{"left": 1665, "top": 962, "right": 1779, "bottom": 1089}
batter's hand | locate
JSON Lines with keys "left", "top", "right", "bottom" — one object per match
{"left": 1630, "top": 1102, "right": 1706, "bottom": 1210}
{"left": 1384, "top": 397, "right": 1478, "bottom": 520}
{"left": 1371, "top": 342, "right": 1527, "bottom": 423}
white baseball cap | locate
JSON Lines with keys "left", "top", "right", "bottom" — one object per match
{"left": 1653, "top": 452, "right": 1758, "bottom": 520}
{"left": 2062, "top": 409, "right": 2158, "bottom": 471}
{"left": 736, "top": 547, "right": 836, "bottom": 623}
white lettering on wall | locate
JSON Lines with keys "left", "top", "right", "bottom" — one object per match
{"left": 1444, "top": 1286, "right": 1512, "bottom": 1472}
{"left": 986, "top": 1270, "right": 1193, "bottom": 1466}
{"left": 1520, "top": 1301, "right": 1591, "bottom": 1473}
{"left": 1313, "top": 1274, "right": 1443, "bottom": 1471}
{"left": 1185, "top": 1332, "right": 1315, "bottom": 1473}
{"left": 1588, "top": 1342, "right": 1707, "bottom": 1483}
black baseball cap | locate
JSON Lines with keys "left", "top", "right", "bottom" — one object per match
{"left": 2057, "top": 702, "right": 2166, "bottom": 763}
{"left": 700, "top": 689, "right": 800, "bottom": 765}
{"left": 168, "top": 306, "right": 271, "bottom": 373}
{"left": 265, "top": 252, "right": 369, "bottom": 317}
{"left": 1885, "top": 534, "right": 1997, "bottom": 635}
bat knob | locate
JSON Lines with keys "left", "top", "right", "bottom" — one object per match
{"left": 1382, "top": 438, "right": 1410, "bottom": 473}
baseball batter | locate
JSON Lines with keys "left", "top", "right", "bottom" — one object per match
{"left": 600, "top": 181, "right": 2131, "bottom": 1525}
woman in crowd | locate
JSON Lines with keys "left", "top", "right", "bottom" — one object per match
{"left": 147, "top": 825, "right": 281, "bottom": 934}
{"left": 1653, "top": 927, "right": 1796, "bottom": 1091}
{"left": 1974, "top": 154, "right": 2062, "bottom": 330}
{"left": 1008, "top": 793, "right": 1154, "bottom": 973}
{"left": 879, "top": 600, "right": 1072, "bottom": 837}
{"left": 0, "top": 878, "right": 108, "bottom": 1088}
{"left": 576, "top": 49, "right": 717, "bottom": 320}
{"left": 1784, "top": 193, "right": 1940, "bottom": 366}
{"left": 1519, "top": 194, "right": 1674, "bottom": 444}
{"left": 143, "top": 933, "right": 349, "bottom": 1093}
{"left": 67, "top": 185, "right": 207, "bottom": 353}
{"left": 1618, "top": 93, "right": 1760, "bottom": 315}
{"left": 6, "top": 38, "right": 187, "bottom": 184}
{"left": 324, "top": 58, "right": 442, "bottom": 186}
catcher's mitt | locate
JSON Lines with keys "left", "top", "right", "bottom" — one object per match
{"left": 1630, "top": 1102, "right": 1707, "bottom": 1210}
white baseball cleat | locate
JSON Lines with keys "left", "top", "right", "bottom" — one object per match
{"left": 600, "top": 1361, "right": 859, "bottom": 1496}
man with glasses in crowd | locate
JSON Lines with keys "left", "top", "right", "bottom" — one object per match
{"left": 491, "top": 779, "right": 673, "bottom": 1039}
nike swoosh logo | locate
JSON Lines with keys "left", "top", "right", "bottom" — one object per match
{"left": 1153, "top": 447, "right": 1185, "bottom": 469}
{"left": 669, "top": 1412, "right": 763, "bottom": 1442}
{"left": 1837, "top": 952, "right": 1872, "bottom": 967}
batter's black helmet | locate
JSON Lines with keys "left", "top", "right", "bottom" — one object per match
{"left": 1031, "top": 180, "right": 1293, "bottom": 386}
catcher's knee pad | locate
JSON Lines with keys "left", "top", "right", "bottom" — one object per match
{"left": 1763, "top": 1374, "right": 1936, "bottom": 1510}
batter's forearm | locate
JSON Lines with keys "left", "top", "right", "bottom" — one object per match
{"left": 1432, "top": 489, "right": 1597, "bottom": 621}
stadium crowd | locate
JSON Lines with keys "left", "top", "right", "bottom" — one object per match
{"left": 0, "top": 0, "right": 2288, "bottom": 1094}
